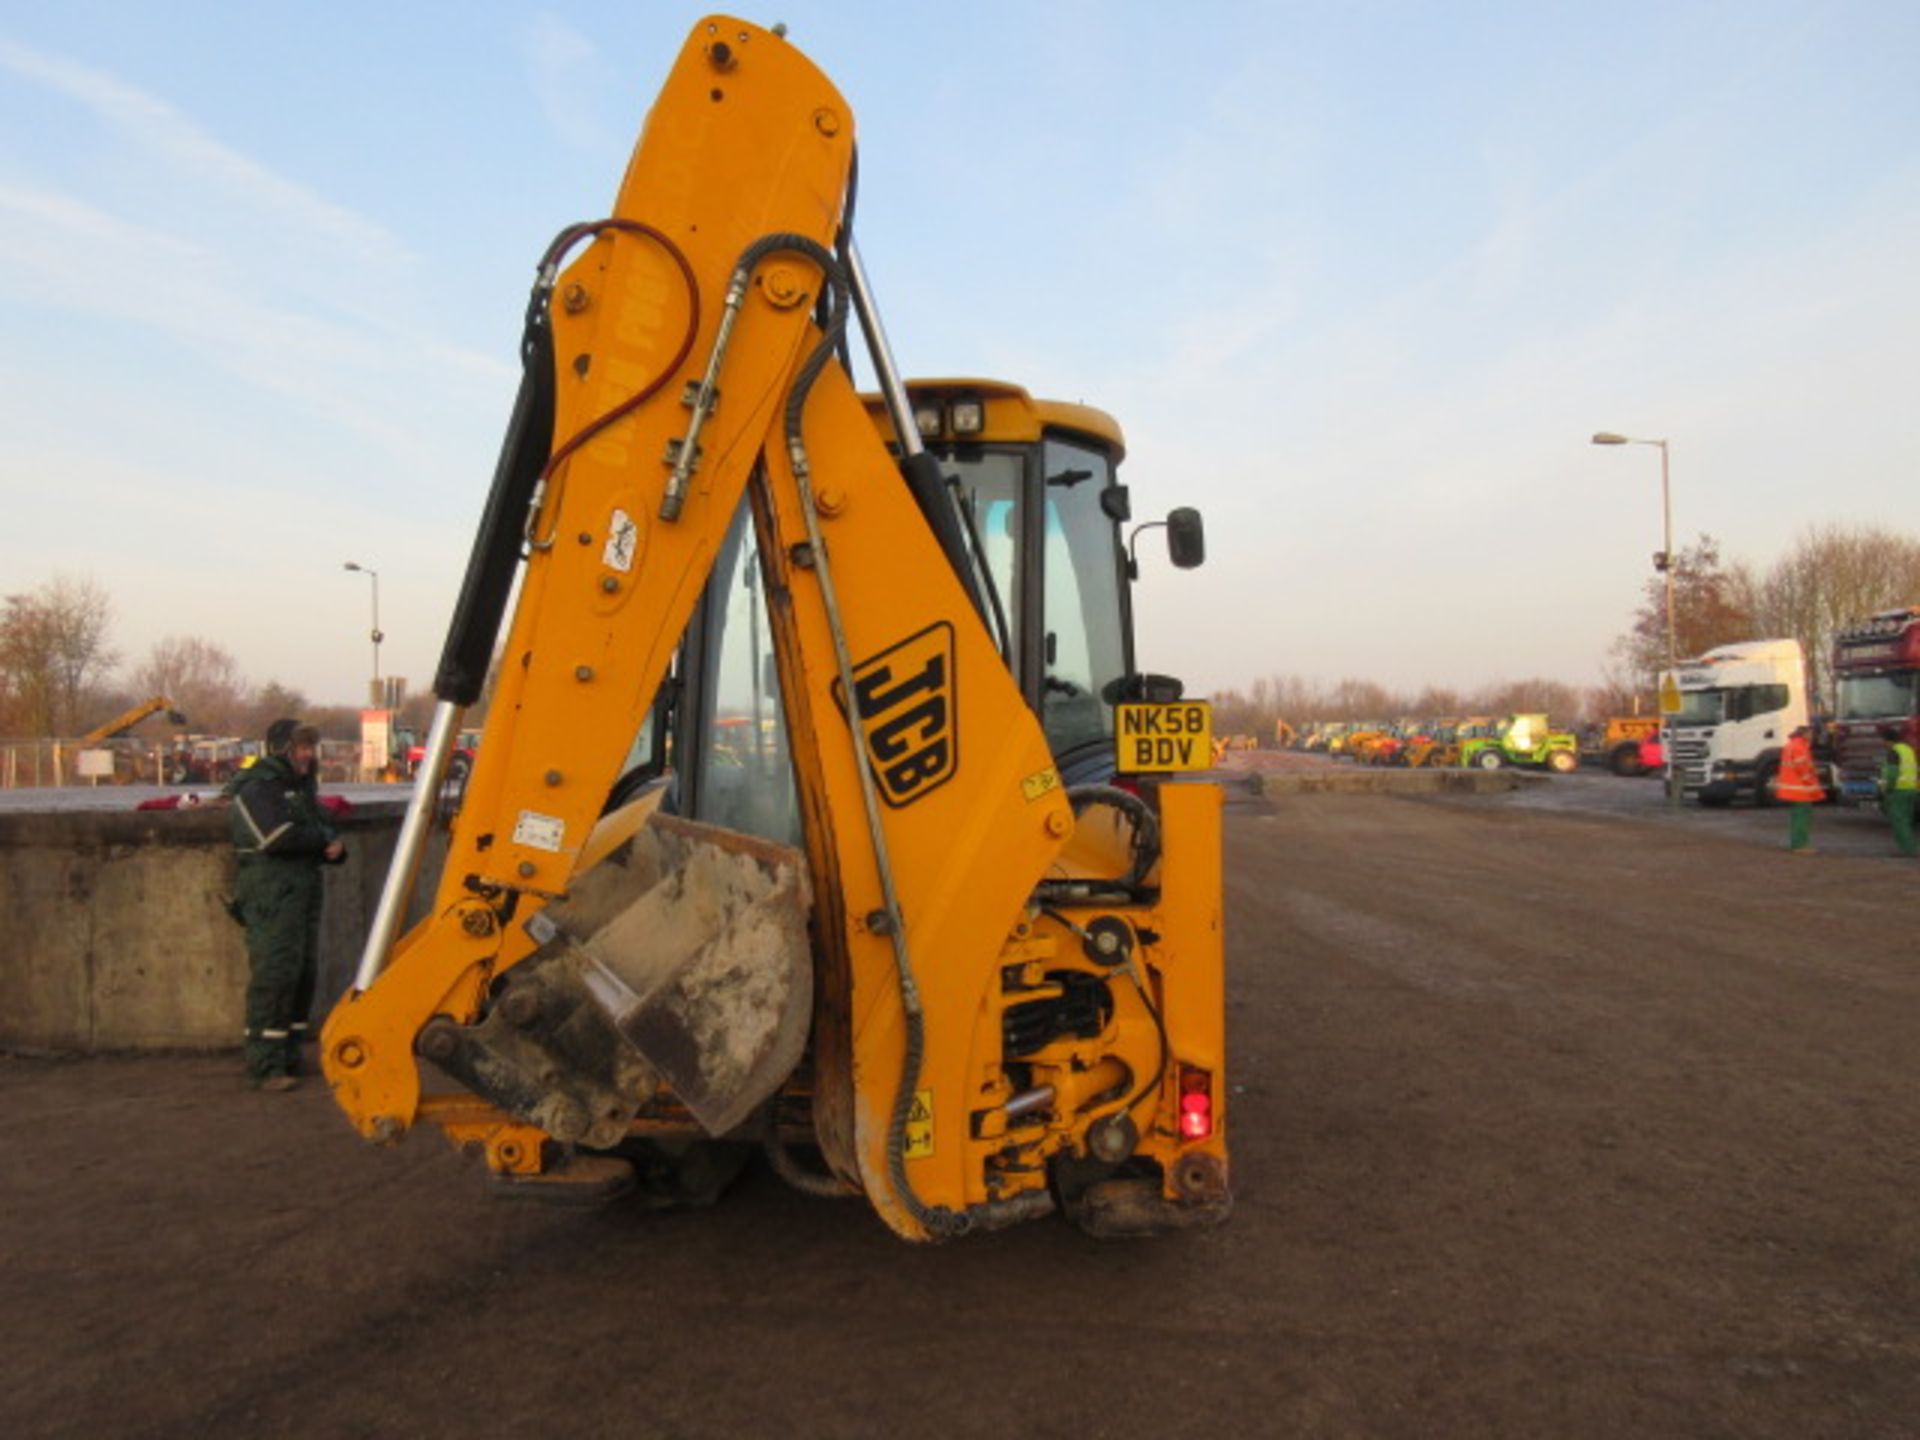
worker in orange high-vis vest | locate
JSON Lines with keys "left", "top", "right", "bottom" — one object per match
{"left": 1775, "top": 724, "right": 1825, "bottom": 853}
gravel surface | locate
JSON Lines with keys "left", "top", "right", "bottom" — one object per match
{"left": 2, "top": 782, "right": 1915, "bottom": 1438}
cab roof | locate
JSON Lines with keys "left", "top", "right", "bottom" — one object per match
{"left": 860, "top": 378, "right": 1125, "bottom": 460}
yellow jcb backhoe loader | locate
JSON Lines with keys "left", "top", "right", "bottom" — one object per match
{"left": 320, "top": 16, "right": 1228, "bottom": 1243}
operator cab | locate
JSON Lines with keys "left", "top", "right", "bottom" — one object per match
{"left": 898, "top": 380, "right": 1177, "bottom": 786}
{"left": 611, "top": 379, "right": 1203, "bottom": 842}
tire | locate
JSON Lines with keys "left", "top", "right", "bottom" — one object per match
{"left": 1754, "top": 761, "right": 1778, "bottom": 809}
{"left": 1546, "top": 749, "right": 1577, "bottom": 775}
{"left": 613, "top": 1138, "right": 754, "bottom": 1209}
{"left": 1475, "top": 748, "right": 1506, "bottom": 771}
{"left": 1608, "top": 742, "right": 1644, "bottom": 778}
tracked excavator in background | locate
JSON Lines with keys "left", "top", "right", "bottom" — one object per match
{"left": 321, "top": 15, "right": 1228, "bottom": 1242}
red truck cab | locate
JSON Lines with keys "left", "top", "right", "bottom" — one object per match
{"left": 1830, "top": 607, "right": 1920, "bottom": 803}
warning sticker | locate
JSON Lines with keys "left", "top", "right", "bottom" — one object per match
{"left": 904, "top": 1089, "right": 934, "bottom": 1160}
{"left": 1020, "top": 767, "right": 1061, "bottom": 802}
{"left": 603, "top": 508, "right": 638, "bottom": 573}
{"left": 512, "top": 810, "right": 566, "bottom": 853}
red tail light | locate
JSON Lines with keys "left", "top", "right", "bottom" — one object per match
{"left": 1177, "top": 1064, "right": 1213, "bottom": 1140}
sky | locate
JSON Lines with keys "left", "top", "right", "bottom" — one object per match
{"left": 1, "top": 1, "right": 1916, "bottom": 708}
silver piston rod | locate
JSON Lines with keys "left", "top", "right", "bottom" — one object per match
{"left": 845, "top": 239, "right": 925, "bottom": 463}
{"left": 352, "top": 699, "right": 464, "bottom": 993}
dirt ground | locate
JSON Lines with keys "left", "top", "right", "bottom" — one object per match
{"left": 4, "top": 782, "right": 1917, "bottom": 1439}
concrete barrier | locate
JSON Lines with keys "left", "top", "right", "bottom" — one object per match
{"left": 0, "top": 798, "right": 439, "bottom": 1052}
{"left": 0, "top": 765, "right": 1532, "bottom": 1052}
{"left": 1250, "top": 767, "right": 1531, "bottom": 797}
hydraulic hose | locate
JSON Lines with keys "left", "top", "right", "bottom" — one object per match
{"left": 761, "top": 1101, "right": 858, "bottom": 1198}
{"left": 717, "top": 229, "right": 961, "bottom": 1238}
{"left": 1044, "top": 783, "right": 1162, "bottom": 893}
{"left": 432, "top": 218, "right": 699, "bottom": 706}
{"left": 431, "top": 273, "right": 556, "bottom": 704}
{"left": 1040, "top": 905, "right": 1171, "bottom": 1130}
{"left": 536, "top": 220, "right": 702, "bottom": 498}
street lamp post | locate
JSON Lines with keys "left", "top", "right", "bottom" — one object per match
{"left": 1592, "top": 432, "right": 1680, "bottom": 810}
{"left": 342, "top": 561, "right": 384, "bottom": 708}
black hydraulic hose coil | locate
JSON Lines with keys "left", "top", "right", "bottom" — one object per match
{"left": 1067, "top": 784, "right": 1163, "bottom": 890}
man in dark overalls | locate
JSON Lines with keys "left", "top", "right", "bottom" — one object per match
{"left": 228, "top": 719, "right": 341, "bottom": 1090}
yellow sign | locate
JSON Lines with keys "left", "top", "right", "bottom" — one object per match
{"left": 1115, "top": 701, "right": 1213, "bottom": 773}
{"left": 1658, "top": 673, "right": 1682, "bottom": 715}
{"left": 904, "top": 1089, "right": 934, "bottom": 1159}
{"left": 1020, "top": 767, "right": 1061, "bottom": 802}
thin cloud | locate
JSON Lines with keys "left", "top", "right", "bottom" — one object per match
{"left": 0, "top": 181, "right": 206, "bottom": 258}
{"left": 0, "top": 36, "right": 410, "bottom": 267}
{"left": 526, "top": 14, "right": 612, "bottom": 152}
{"left": 0, "top": 178, "right": 506, "bottom": 466}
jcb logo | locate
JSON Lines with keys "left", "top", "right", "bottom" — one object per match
{"left": 833, "top": 623, "right": 957, "bottom": 807}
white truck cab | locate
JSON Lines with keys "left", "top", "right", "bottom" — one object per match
{"left": 1662, "top": 638, "right": 1810, "bottom": 805}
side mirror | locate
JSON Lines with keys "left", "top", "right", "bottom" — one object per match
{"left": 1167, "top": 507, "right": 1206, "bottom": 569}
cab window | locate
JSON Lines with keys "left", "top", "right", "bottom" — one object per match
{"left": 935, "top": 448, "right": 1024, "bottom": 667}
{"left": 690, "top": 500, "right": 801, "bottom": 845}
{"left": 1041, "top": 437, "right": 1127, "bottom": 757}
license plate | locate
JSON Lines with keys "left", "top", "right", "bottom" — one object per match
{"left": 1115, "top": 701, "right": 1213, "bottom": 773}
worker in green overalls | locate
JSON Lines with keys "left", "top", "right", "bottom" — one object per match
{"left": 1882, "top": 726, "right": 1918, "bottom": 858}
{"left": 228, "top": 719, "right": 342, "bottom": 1089}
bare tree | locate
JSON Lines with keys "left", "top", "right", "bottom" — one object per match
{"left": 1410, "top": 685, "right": 1465, "bottom": 717}
{"left": 305, "top": 704, "right": 365, "bottom": 742}
{"left": 1204, "top": 669, "right": 1647, "bottom": 737}
{"left": 0, "top": 575, "right": 117, "bottom": 736}
{"left": 1587, "top": 662, "right": 1651, "bottom": 721}
{"left": 1327, "top": 676, "right": 1398, "bottom": 720}
{"left": 1734, "top": 524, "right": 1920, "bottom": 709}
{"left": 1471, "top": 677, "right": 1588, "bottom": 723}
{"left": 1612, "top": 534, "right": 1755, "bottom": 687}
{"left": 132, "top": 636, "right": 249, "bottom": 735}
{"left": 240, "top": 680, "right": 311, "bottom": 739}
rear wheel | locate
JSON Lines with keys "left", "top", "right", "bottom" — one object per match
{"left": 1475, "top": 748, "right": 1506, "bottom": 771}
{"left": 1546, "top": 749, "right": 1578, "bottom": 774}
{"left": 613, "top": 1138, "right": 755, "bottom": 1209}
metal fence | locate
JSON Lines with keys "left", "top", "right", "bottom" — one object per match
{"left": 0, "top": 737, "right": 361, "bottom": 788}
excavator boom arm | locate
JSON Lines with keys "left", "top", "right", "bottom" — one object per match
{"left": 322, "top": 15, "right": 1227, "bottom": 1243}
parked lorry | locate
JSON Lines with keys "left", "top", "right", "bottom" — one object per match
{"left": 1663, "top": 638, "right": 1811, "bottom": 805}
{"left": 1458, "top": 714, "right": 1579, "bottom": 772}
{"left": 320, "top": 16, "right": 1227, "bottom": 1244}
{"left": 1829, "top": 607, "right": 1920, "bottom": 804}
